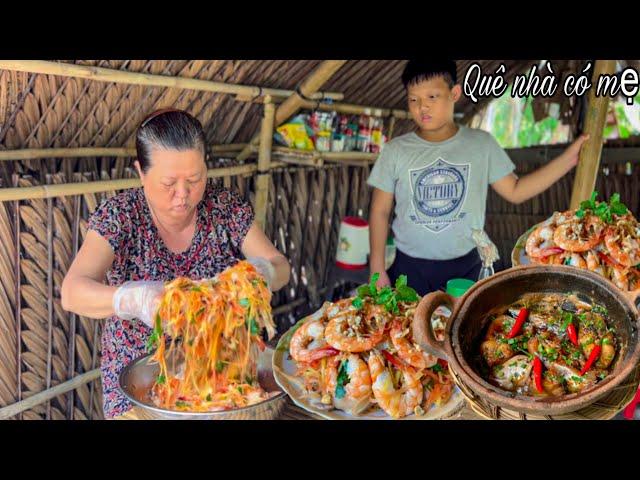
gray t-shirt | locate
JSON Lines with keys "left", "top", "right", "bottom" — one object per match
{"left": 367, "top": 126, "right": 515, "bottom": 260}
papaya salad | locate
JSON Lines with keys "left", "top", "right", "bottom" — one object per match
{"left": 147, "top": 261, "right": 279, "bottom": 412}
{"left": 525, "top": 192, "right": 640, "bottom": 291}
{"left": 285, "top": 275, "right": 454, "bottom": 419}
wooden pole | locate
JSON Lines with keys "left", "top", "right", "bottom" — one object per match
{"left": 0, "top": 145, "right": 248, "bottom": 162}
{"left": 387, "top": 116, "right": 397, "bottom": 140}
{"left": 569, "top": 60, "right": 618, "bottom": 209}
{"left": 236, "top": 61, "right": 348, "bottom": 162}
{"left": 254, "top": 97, "right": 275, "bottom": 230}
{"left": 0, "top": 368, "right": 100, "bottom": 420}
{"left": 0, "top": 60, "right": 344, "bottom": 101}
{"left": 237, "top": 95, "right": 412, "bottom": 120}
{"left": 0, "top": 147, "right": 135, "bottom": 161}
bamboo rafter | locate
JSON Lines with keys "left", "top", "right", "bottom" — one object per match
{"left": 0, "top": 61, "right": 344, "bottom": 102}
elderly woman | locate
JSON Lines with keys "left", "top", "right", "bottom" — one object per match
{"left": 61, "top": 109, "right": 290, "bottom": 418}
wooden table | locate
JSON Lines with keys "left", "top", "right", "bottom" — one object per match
{"left": 115, "top": 397, "right": 485, "bottom": 420}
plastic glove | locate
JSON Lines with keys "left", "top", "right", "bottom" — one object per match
{"left": 246, "top": 257, "right": 276, "bottom": 290}
{"left": 112, "top": 280, "right": 165, "bottom": 328}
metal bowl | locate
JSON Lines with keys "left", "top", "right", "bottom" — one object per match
{"left": 119, "top": 348, "right": 287, "bottom": 420}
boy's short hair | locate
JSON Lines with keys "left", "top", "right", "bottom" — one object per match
{"left": 401, "top": 60, "right": 458, "bottom": 89}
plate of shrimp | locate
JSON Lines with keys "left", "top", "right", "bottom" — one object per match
{"left": 272, "top": 297, "right": 464, "bottom": 420}
{"left": 511, "top": 192, "right": 640, "bottom": 292}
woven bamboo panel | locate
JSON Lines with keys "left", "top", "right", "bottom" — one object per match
{"left": 5, "top": 174, "right": 113, "bottom": 419}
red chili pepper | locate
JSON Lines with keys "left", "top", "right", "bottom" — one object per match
{"left": 437, "top": 358, "right": 448, "bottom": 369}
{"left": 580, "top": 343, "right": 602, "bottom": 376}
{"left": 307, "top": 346, "right": 339, "bottom": 362}
{"left": 533, "top": 356, "right": 544, "bottom": 393}
{"left": 382, "top": 350, "right": 404, "bottom": 369}
{"left": 598, "top": 251, "right": 618, "bottom": 267}
{"left": 506, "top": 308, "right": 529, "bottom": 339}
{"left": 566, "top": 323, "right": 579, "bottom": 347}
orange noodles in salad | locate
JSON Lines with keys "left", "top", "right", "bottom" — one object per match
{"left": 148, "top": 260, "right": 278, "bottom": 412}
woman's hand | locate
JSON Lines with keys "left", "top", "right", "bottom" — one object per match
{"left": 247, "top": 257, "right": 276, "bottom": 290}
{"left": 241, "top": 223, "right": 291, "bottom": 291}
{"left": 112, "top": 280, "right": 165, "bottom": 328}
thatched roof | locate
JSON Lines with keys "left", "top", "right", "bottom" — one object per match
{"left": 0, "top": 60, "right": 542, "bottom": 154}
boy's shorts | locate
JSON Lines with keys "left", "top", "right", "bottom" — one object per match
{"left": 388, "top": 248, "right": 481, "bottom": 296}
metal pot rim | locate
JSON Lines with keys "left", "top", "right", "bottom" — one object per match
{"left": 118, "top": 352, "right": 287, "bottom": 418}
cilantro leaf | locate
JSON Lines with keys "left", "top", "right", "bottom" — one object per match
{"left": 395, "top": 275, "right": 408, "bottom": 288}
{"left": 396, "top": 285, "right": 419, "bottom": 302}
{"left": 335, "top": 360, "right": 349, "bottom": 399}
{"left": 369, "top": 273, "right": 380, "bottom": 296}
{"left": 247, "top": 317, "right": 260, "bottom": 335}
{"left": 357, "top": 284, "right": 371, "bottom": 297}
{"left": 156, "top": 374, "right": 166, "bottom": 385}
{"left": 239, "top": 298, "right": 250, "bottom": 308}
{"left": 376, "top": 287, "right": 394, "bottom": 305}
{"left": 352, "top": 297, "right": 364, "bottom": 309}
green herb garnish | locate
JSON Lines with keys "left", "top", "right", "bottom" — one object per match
{"left": 431, "top": 363, "right": 444, "bottom": 373}
{"left": 352, "top": 273, "right": 419, "bottom": 314}
{"left": 247, "top": 317, "right": 260, "bottom": 335}
{"left": 146, "top": 313, "right": 164, "bottom": 351}
{"left": 335, "top": 360, "right": 349, "bottom": 399}
{"left": 156, "top": 374, "right": 166, "bottom": 385}
{"left": 576, "top": 191, "right": 628, "bottom": 224}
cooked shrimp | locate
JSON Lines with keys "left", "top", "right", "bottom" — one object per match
{"left": 564, "top": 252, "right": 587, "bottom": 269}
{"left": 604, "top": 222, "right": 640, "bottom": 267}
{"left": 586, "top": 250, "right": 607, "bottom": 277}
{"left": 324, "top": 353, "right": 373, "bottom": 414}
{"left": 324, "top": 301, "right": 388, "bottom": 352}
{"left": 526, "top": 225, "right": 562, "bottom": 258}
{"left": 368, "top": 351, "right": 423, "bottom": 419}
{"left": 538, "top": 253, "right": 565, "bottom": 265}
{"left": 553, "top": 215, "right": 604, "bottom": 253}
{"left": 390, "top": 319, "right": 437, "bottom": 369}
{"left": 325, "top": 314, "right": 385, "bottom": 352}
{"left": 611, "top": 265, "right": 629, "bottom": 291}
{"left": 290, "top": 319, "right": 337, "bottom": 363}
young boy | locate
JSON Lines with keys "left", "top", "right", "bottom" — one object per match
{"left": 367, "top": 60, "right": 589, "bottom": 295}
